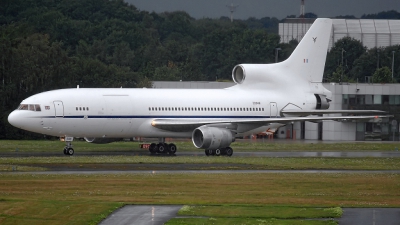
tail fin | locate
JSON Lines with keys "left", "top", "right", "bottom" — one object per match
{"left": 283, "top": 18, "right": 332, "bottom": 82}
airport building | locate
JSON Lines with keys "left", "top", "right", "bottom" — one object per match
{"left": 279, "top": 19, "right": 400, "bottom": 49}
{"left": 153, "top": 81, "right": 398, "bottom": 141}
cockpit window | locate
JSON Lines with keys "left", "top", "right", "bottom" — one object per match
{"left": 18, "top": 104, "right": 41, "bottom": 111}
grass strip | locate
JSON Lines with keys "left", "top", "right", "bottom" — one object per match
{"left": 2, "top": 140, "right": 400, "bottom": 152}
{"left": 0, "top": 173, "right": 399, "bottom": 224}
{"left": 178, "top": 205, "right": 343, "bottom": 219}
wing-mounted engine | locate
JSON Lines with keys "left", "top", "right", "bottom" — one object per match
{"left": 192, "top": 126, "right": 235, "bottom": 150}
{"left": 84, "top": 137, "right": 122, "bottom": 144}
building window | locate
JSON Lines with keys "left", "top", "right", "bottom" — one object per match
{"left": 343, "top": 94, "right": 348, "bottom": 104}
{"left": 382, "top": 95, "right": 389, "bottom": 105}
{"left": 373, "top": 95, "right": 382, "bottom": 104}
{"left": 356, "top": 95, "right": 365, "bottom": 105}
{"left": 365, "top": 95, "right": 373, "bottom": 104}
{"left": 349, "top": 95, "right": 356, "bottom": 104}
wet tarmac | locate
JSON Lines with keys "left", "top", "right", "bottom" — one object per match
{"left": 99, "top": 205, "right": 182, "bottom": 225}
{"left": 2, "top": 151, "right": 400, "bottom": 158}
{"left": 340, "top": 208, "right": 400, "bottom": 225}
{"left": 97, "top": 205, "right": 400, "bottom": 225}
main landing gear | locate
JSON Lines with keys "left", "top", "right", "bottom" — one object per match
{"left": 148, "top": 138, "right": 177, "bottom": 155}
{"left": 205, "top": 147, "right": 233, "bottom": 157}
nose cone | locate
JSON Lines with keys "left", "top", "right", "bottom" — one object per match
{"left": 8, "top": 111, "right": 20, "bottom": 128}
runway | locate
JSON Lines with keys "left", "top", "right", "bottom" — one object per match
{"left": 98, "top": 205, "right": 400, "bottom": 225}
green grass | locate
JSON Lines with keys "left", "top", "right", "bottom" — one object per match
{"left": 1, "top": 140, "right": 400, "bottom": 153}
{"left": 0, "top": 173, "right": 399, "bottom": 224}
{"left": 177, "top": 205, "right": 342, "bottom": 219}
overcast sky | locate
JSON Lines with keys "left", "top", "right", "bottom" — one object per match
{"left": 125, "top": 0, "right": 400, "bottom": 20}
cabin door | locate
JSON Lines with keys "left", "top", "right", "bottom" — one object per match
{"left": 270, "top": 102, "right": 278, "bottom": 118}
{"left": 53, "top": 101, "right": 64, "bottom": 117}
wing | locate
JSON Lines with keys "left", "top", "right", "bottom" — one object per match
{"left": 151, "top": 115, "right": 392, "bottom": 132}
{"left": 280, "top": 110, "right": 387, "bottom": 117}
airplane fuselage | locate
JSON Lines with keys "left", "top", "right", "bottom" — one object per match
{"left": 8, "top": 85, "right": 318, "bottom": 139}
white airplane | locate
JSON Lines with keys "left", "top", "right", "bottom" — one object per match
{"left": 8, "top": 18, "right": 389, "bottom": 156}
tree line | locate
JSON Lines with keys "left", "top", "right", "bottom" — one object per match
{"left": 0, "top": 0, "right": 399, "bottom": 139}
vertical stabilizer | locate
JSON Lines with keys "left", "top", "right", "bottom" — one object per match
{"left": 283, "top": 18, "right": 332, "bottom": 82}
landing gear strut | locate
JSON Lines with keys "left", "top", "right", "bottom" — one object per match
{"left": 148, "top": 138, "right": 177, "bottom": 155}
{"left": 205, "top": 147, "right": 233, "bottom": 157}
{"left": 63, "top": 137, "right": 74, "bottom": 156}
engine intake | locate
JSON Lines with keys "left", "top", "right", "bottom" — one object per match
{"left": 192, "top": 126, "right": 235, "bottom": 150}
{"left": 84, "top": 137, "right": 122, "bottom": 144}
{"left": 232, "top": 65, "right": 245, "bottom": 84}
{"left": 315, "top": 94, "right": 330, "bottom": 110}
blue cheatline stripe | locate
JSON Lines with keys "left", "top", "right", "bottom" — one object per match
{"left": 40, "top": 115, "right": 280, "bottom": 119}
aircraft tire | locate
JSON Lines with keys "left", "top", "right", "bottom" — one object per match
{"left": 157, "top": 143, "right": 167, "bottom": 154}
{"left": 63, "top": 147, "right": 68, "bottom": 155}
{"left": 149, "top": 143, "right": 157, "bottom": 154}
{"left": 215, "top": 149, "right": 221, "bottom": 156}
{"left": 168, "top": 143, "right": 177, "bottom": 154}
{"left": 67, "top": 148, "right": 74, "bottom": 156}
{"left": 205, "top": 149, "right": 210, "bottom": 156}
{"left": 225, "top": 147, "right": 233, "bottom": 157}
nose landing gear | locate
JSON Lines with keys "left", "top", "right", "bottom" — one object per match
{"left": 62, "top": 137, "right": 74, "bottom": 156}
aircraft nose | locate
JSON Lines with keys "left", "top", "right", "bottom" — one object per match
{"left": 8, "top": 111, "right": 20, "bottom": 128}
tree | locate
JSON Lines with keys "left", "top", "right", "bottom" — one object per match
{"left": 372, "top": 66, "right": 393, "bottom": 83}
{"left": 327, "top": 66, "right": 351, "bottom": 83}
{"left": 324, "top": 37, "right": 366, "bottom": 81}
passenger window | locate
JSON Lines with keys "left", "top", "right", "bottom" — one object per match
{"left": 76, "top": 107, "right": 78, "bottom": 111}
{"left": 35, "top": 105, "right": 41, "bottom": 111}
{"left": 83, "top": 107, "right": 85, "bottom": 111}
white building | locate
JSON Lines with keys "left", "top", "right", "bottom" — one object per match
{"left": 279, "top": 19, "right": 400, "bottom": 49}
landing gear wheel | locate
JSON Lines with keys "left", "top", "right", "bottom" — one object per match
{"left": 168, "top": 143, "right": 177, "bottom": 154}
{"left": 157, "top": 143, "right": 167, "bottom": 154}
{"left": 215, "top": 149, "right": 221, "bottom": 156}
{"left": 63, "top": 147, "right": 68, "bottom": 155}
{"left": 149, "top": 143, "right": 157, "bottom": 154}
{"left": 66, "top": 148, "right": 74, "bottom": 156}
{"left": 225, "top": 147, "right": 233, "bottom": 157}
{"left": 205, "top": 149, "right": 210, "bottom": 156}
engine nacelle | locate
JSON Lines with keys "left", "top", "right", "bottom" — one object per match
{"left": 192, "top": 126, "right": 235, "bottom": 150}
{"left": 315, "top": 94, "right": 330, "bottom": 110}
{"left": 84, "top": 137, "right": 122, "bottom": 144}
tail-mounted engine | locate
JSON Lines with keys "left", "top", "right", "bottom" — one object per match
{"left": 192, "top": 126, "right": 235, "bottom": 150}
{"left": 315, "top": 94, "right": 330, "bottom": 110}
